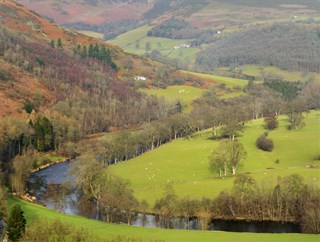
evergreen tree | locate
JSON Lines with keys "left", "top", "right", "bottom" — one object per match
{"left": 94, "top": 44, "right": 99, "bottom": 58}
{"left": 6, "top": 205, "right": 26, "bottom": 242}
{"left": 57, "top": 38, "right": 63, "bottom": 50}
{"left": 88, "top": 44, "right": 94, "bottom": 58}
{"left": 33, "top": 116, "right": 54, "bottom": 151}
{"left": 50, "top": 39, "right": 55, "bottom": 49}
{"left": 23, "top": 99, "right": 34, "bottom": 114}
{"left": 174, "top": 101, "right": 183, "bottom": 114}
{"left": 81, "top": 46, "right": 87, "bottom": 58}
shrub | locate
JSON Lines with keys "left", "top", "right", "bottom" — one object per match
{"left": 0, "top": 68, "right": 11, "bottom": 81}
{"left": 314, "top": 154, "right": 320, "bottom": 161}
{"left": 256, "top": 133, "right": 274, "bottom": 152}
{"left": 23, "top": 99, "right": 35, "bottom": 114}
{"left": 264, "top": 115, "right": 278, "bottom": 130}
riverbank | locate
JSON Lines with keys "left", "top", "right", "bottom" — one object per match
{"left": 30, "top": 156, "right": 69, "bottom": 174}
{"left": 26, "top": 160, "right": 302, "bottom": 233}
{"left": 9, "top": 198, "right": 320, "bottom": 242}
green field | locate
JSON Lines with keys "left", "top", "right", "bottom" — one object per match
{"left": 140, "top": 71, "right": 248, "bottom": 112}
{"left": 140, "top": 85, "right": 205, "bottom": 113}
{"left": 10, "top": 198, "right": 320, "bottom": 242}
{"left": 237, "top": 65, "right": 320, "bottom": 82}
{"left": 110, "top": 111, "right": 320, "bottom": 206}
{"left": 181, "top": 70, "right": 249, "bottom": 88}
{"left": 108, "top": 25, "right": 199, "bottom": 65}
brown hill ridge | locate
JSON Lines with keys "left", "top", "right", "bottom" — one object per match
{"left": 0, "top": 0, "right": 120, "bottom": 49}
{"left": 15, "top": 0, "right": 153, "bottom": 25}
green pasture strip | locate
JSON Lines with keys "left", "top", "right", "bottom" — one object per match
{"left": 241, "top": 65, "right": 320, "bottom": 82}
{"left": 181, "top": 70, "right": 249, "bottom": 87}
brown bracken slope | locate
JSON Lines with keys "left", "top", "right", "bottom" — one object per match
{"left": 0, "top": 0, "right": 160, "bottom": 117}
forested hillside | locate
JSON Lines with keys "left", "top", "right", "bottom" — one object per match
{"left": 196, "top": 24, "right": 320, "bottom": 73}
{"left": 0, "top": 0, "right": 185, "bottom": 165}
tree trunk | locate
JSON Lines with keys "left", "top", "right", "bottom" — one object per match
{"left": 232, "top": 166, "right": 236, "bottom": 175}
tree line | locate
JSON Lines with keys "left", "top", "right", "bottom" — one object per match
{"left": 153, "top": 174, "right": 320, "bottom": 233}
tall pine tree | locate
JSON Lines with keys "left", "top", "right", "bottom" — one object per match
{"left": 33, "top": 116, "right": 54, "bottom": 151}
{"left": 6, "top": 205, "right": 26, "bottom": 242}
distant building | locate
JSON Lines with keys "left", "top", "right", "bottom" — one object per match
{"left": 134, "top": 75, "right": 146, "bottom": 81}
{"left": 174, "top": 44, "right": 191, "bottom": 49}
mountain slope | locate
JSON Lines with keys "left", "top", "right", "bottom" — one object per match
{"left": 0, "top": 0, "right": 162, "bottom": 125}
{"left": 0, "top": 59, "right": 53, "bottom": 117}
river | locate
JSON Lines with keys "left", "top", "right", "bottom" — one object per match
{"left": 26, "top": 160, "right": 301, "bottom": 233}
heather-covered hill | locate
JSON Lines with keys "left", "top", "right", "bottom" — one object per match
{"left": 15, "top": 0, "right": 206, "bottom": 39}
{"left": 0, "top": 0, "right": 188, "bottom": 164}
{"left": 0, "top": 0, "right": 162, "bottom": 118}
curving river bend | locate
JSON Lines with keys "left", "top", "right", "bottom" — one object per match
{"left": 26, "top": 160, "right": 301, "bottom": 233}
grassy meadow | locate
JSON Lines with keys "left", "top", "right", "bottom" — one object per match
{"left": 110, "top": 111, "right": 320, "bottom": 206}
{"left": 10, "top": 198, "right": 320, "bottom": 242}
{"left": 108, "top": 25, "right": 198, "bottom": 64}
{"left": 140, "top": 71, "right": 248, "bottom": 112}
{"left": 240, "top": 65, "right": 320, "bottom": 82}
{"left": 180, "top": 70, "right": 249, "bottom": 88}
{"left": 140, "top": 85, "right": 204, "bottom": 113}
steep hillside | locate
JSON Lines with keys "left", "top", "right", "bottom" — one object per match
{"left": 1, "top": 0, "right": 192, "bottom": 166}
{"left": 196, "top": 24, "right": 320, "bottom": 73}
{"left": 0, "top": 59, "right": 52, "bottom": 117}
{"left": 15, "top": 0, "right": 153, "bottom": 25}
{"left": 15, "top": 0, "right": 206, "bottom": 39}
{"left": 0, "top": 0, "right": 169, "bottom": 125}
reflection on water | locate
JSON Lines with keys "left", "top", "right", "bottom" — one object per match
{"left": 27, "top": 161, "right": 301, "bottom": 233}
{"left": 27, "top": 160, "right": 79, "bottom": 215}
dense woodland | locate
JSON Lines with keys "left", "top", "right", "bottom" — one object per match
{"left": 0, "top": 25, "right": 184, "bottom": 163}
{"left": 196, "top": 24, "right": 320, "bottom": 73}
{"left": 147, "top": 18, "right": 202, "bottom": 40}
{"left": 147, "top": 18, "right": 216, "bottom": 46}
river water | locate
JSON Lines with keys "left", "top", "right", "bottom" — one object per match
{"left": 26, "top": 161, "right": 301, "bottom": 233}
